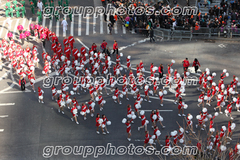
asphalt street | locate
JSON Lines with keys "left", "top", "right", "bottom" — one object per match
{"left": 0, "top": 0, "right": 240, "bottom": 160}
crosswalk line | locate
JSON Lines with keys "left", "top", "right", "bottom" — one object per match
{"left": 100, "top": 14, "right": 103, "bottom": 34}
{"left": 106, "top": 13, "right": 110, "bottom": 34}
{"left": 78, "top": 14, "right": 81, "bottom": 36}
{"left": 0, "top": 20, "right": 6, "bottom": 38}
{"left": 28, "top": 18, "right": 32, "bottom": 30}
{"left": 122, "top": 25, "right": 126, "bottom": 34}
{"left": 71, "top": 15, "right": 74, "bottom": 36}
{"left": 56, "top": 19, "right": 59, "bottom": 37}
{"left": 63, "top": 15, "right": 67, "bottom": 37}
{"left": 13, "top": 19, "right": 19, "bottom": 39}
{"left": 86, "top": 14, "right": 89, "bottom": 35}
{"left": 49, "top": 17, "right": 52, "bottom": 31}
{"left": 22, "top": 18, "right": 26, "bottom": 29}
{"left": 93, "top": 15, "right": 96, "bottom": 34}
{"left": 35, "top": 17, "right": 38, "bottom": 24}
{"left": 114, "top": 21, "right": 118, "bottom": 34}
{"left": 42, "top": 17, "right": 46, "bottom": 27}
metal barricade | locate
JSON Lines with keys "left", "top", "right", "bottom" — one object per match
{"left": 192, "top": 27, "right": 211, "bottom": 38}
{"left": 230, "top": 28, "right": 240, "bottom": 38}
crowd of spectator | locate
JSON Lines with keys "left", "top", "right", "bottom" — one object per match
{"left": 104, "top": 0, "right": 240, "bottom": 34}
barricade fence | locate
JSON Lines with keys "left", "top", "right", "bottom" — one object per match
{"left": 153, "top": 26, "right": 240, "bottom": 40}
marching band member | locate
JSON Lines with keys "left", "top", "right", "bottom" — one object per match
{"left": 96, "top": 113, "right": 105, "bottom": 134}
{"left": 88, "top": 100, "right": 95, "bottom": 117}
{"left": 57, "top": 97, "right": 65, "bottom": 114}
{"left": 51, "top": 84, "right": 57, "bottom": 102}
{"left": 71, "top": 106, "right": 79, "bottom": 124}
{"left": 144, "top": 84, "right": 151, "bottom": 103}
{"left": 123, "top": 118, "right": 133, "bottom": 141}
{"left": 80, "top": 103, "right": 88, "bottom": 120}
{"left": 138, "top": 111, "right": 148, "bottom": 131}
{"left": 102, "top": 114, "right": 110, "bottom": 134}
{"left": 38, "top": 86, "right": 44, "bottom": 103}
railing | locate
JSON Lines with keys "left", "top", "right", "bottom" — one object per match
{"left": 153, "top": 26, "right": 240, "bottom": 41}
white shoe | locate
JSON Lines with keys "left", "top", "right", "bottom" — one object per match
{"left": 238, "top": 110, "right": 240, "bottom": 112}
{"left": 174, "top": 102, "right": 177, "bottom": 104}
{"left": 100, "top": 92, "right": 103, "bottom": 94}
{"left": 76, "top": 121, "right": 79, "bottom": 124}
{"left": 127, "top": 138, "right": 131, "bottom": 141}
{"left": 107, "top": 93, "right": 109, "bottom": 95}
{"left": 71, "top": 118, "right": 73, "bottom": 121}
{"left": 77, "top": 93, "right": 80, "bottom": 95}
{"left": 192, "top": 131, "right": 195, "bottom": 133}
{"left": 144, "top": 99, "right": 147, "bottom": 101}
{"left": 160, "top": 104, "right": 163, "bottom": 106}
{"left": 197, "top": 104, "right": 200, "bottom": 107}
{"left": 201, "top": 128, "right": 204, "bottom": 130}
{"left": 96, "top": 131, "right": 100, "bottom": 134}
{"left": 58, "top": 109, "right": 60, "bottom": 112}
{"left": 220, "top": 112, "right": 223, "bottom": 114}
{"left": 178, "top": 114, "right": 181, "bottom": 116}
{"left": 185, "top": 131, "right": 189, "bottom": 133}
{"left": 84, "top": 117, "right": 86, "bottom": 120}
{"left": 162, "top": 126, "right": 165, "bottom": 128}
{"left": 68, "top": 107, "right": 70, "bottom": 109}
{"left": 138, "top": 127, "right": 140, "bottom": 131}
{"left": 107, "top": 131, "right": 109, "bottom": 134}
{"left": 102, "top": 132, "right": 106, "bottom": 135}
{"left": 62, "top": 111, "right": 64, "bottom": 114}
{"left": 42, "top": 101, "right": 44, "bottom": 103}
{"left": 214, "top": 108, "right": 216, "bottom": 111}
{"left": 126, "top": 98, "right": 129, "bottom": 100}
{"left": 119, "top": 102, "right": 122, "bottom": 104}
{"left": 91, "top": 113, "right": 94, "bottom": 117}
{"left": 131, "top": 121, "right": 134, "bottom": 124}
{"left": 211, "top": 135, "right": 214, "bottom": 138}
{"left": 230, "top": 117, "right": 234, "bottom": 120}
{"left": 225, "top": 114, "right": 228, "bottom": 117}
{"left": 148, "top": 100, "right": 151, "bottom": 103}
{"left": 182, "top": 114, "right": 186, "bottom": 116}
{"left": 163, "top": 87, "right": 165, "bottom": 89}
{"left": 203, "top": 124, "right": 206, "bottom": 127}
{"left": 196, "top": 125, "right": 198, "bottom": 128}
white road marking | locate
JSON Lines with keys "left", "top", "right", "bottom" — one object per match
{"left": 218, "top": 44, "right": 226, "bottom": 48}
{"left": 0, "top": 115, "right": 8, "bottom": 118}
{"left": 100, "top": 14, "right": 103, "bottom": 34}
{"left": 0, "top": 20, "right": 6, "bottom": 38}
{"left": 35, "top": 17, "right": 38, "bottom": 24}
{"left": 142, "top": 110, "right": 173, "bottom": 112}
{"left": 56, "top": 19, "right": 59, "bottom": 37}
{"left": 49, "top": 18, "right": 53, "bottom": 31}
{"left": 28, "top": 18, "right": 32, "bottom": 30}
{"left": 86, "top": 14, "right": 89, "bottom": 35}
{"left": 78, "top": 14, "right": 81, "bottom": 36}
{"left": 0, "top": 103, "right": 15, "bottom": 106}
{"left": 93, "top": 14, "right": 96, "bottom": 34}
{"left": 0, "top": 129, "right": 4, "bottom": 132}
{"left": 25, "top": 72, "right": 56, "bottom": 87}
{"left": 71, "top": 15, "right": 74, "bottom": 36}
{"left": 42, "top": 17, "right": 46, "bottom": 27}
{"left": 76, "top": 38, "right": 89, "bottom": 50}
{"left": 0, "top": 90, "right": 31, "bottom": 94}
{"left": 0, "top": 71, "right": 10, "bottom": 81}
{"left": 106, "top": 13, "right": 110, "bottom": 34}
{"left": 63, "top": 15, "right": 67, "bottom": 37}
{"left": 13, "top": 19, "right": 19, "bottom": 39}
{"left": 22, "top": 18, "right": 26, "bottom": 29}
{"left": 122, "top": 25, "right": 126, "bottom": 34}
{"left": 114, "top": 22, "right": 118, "bottom": 34}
